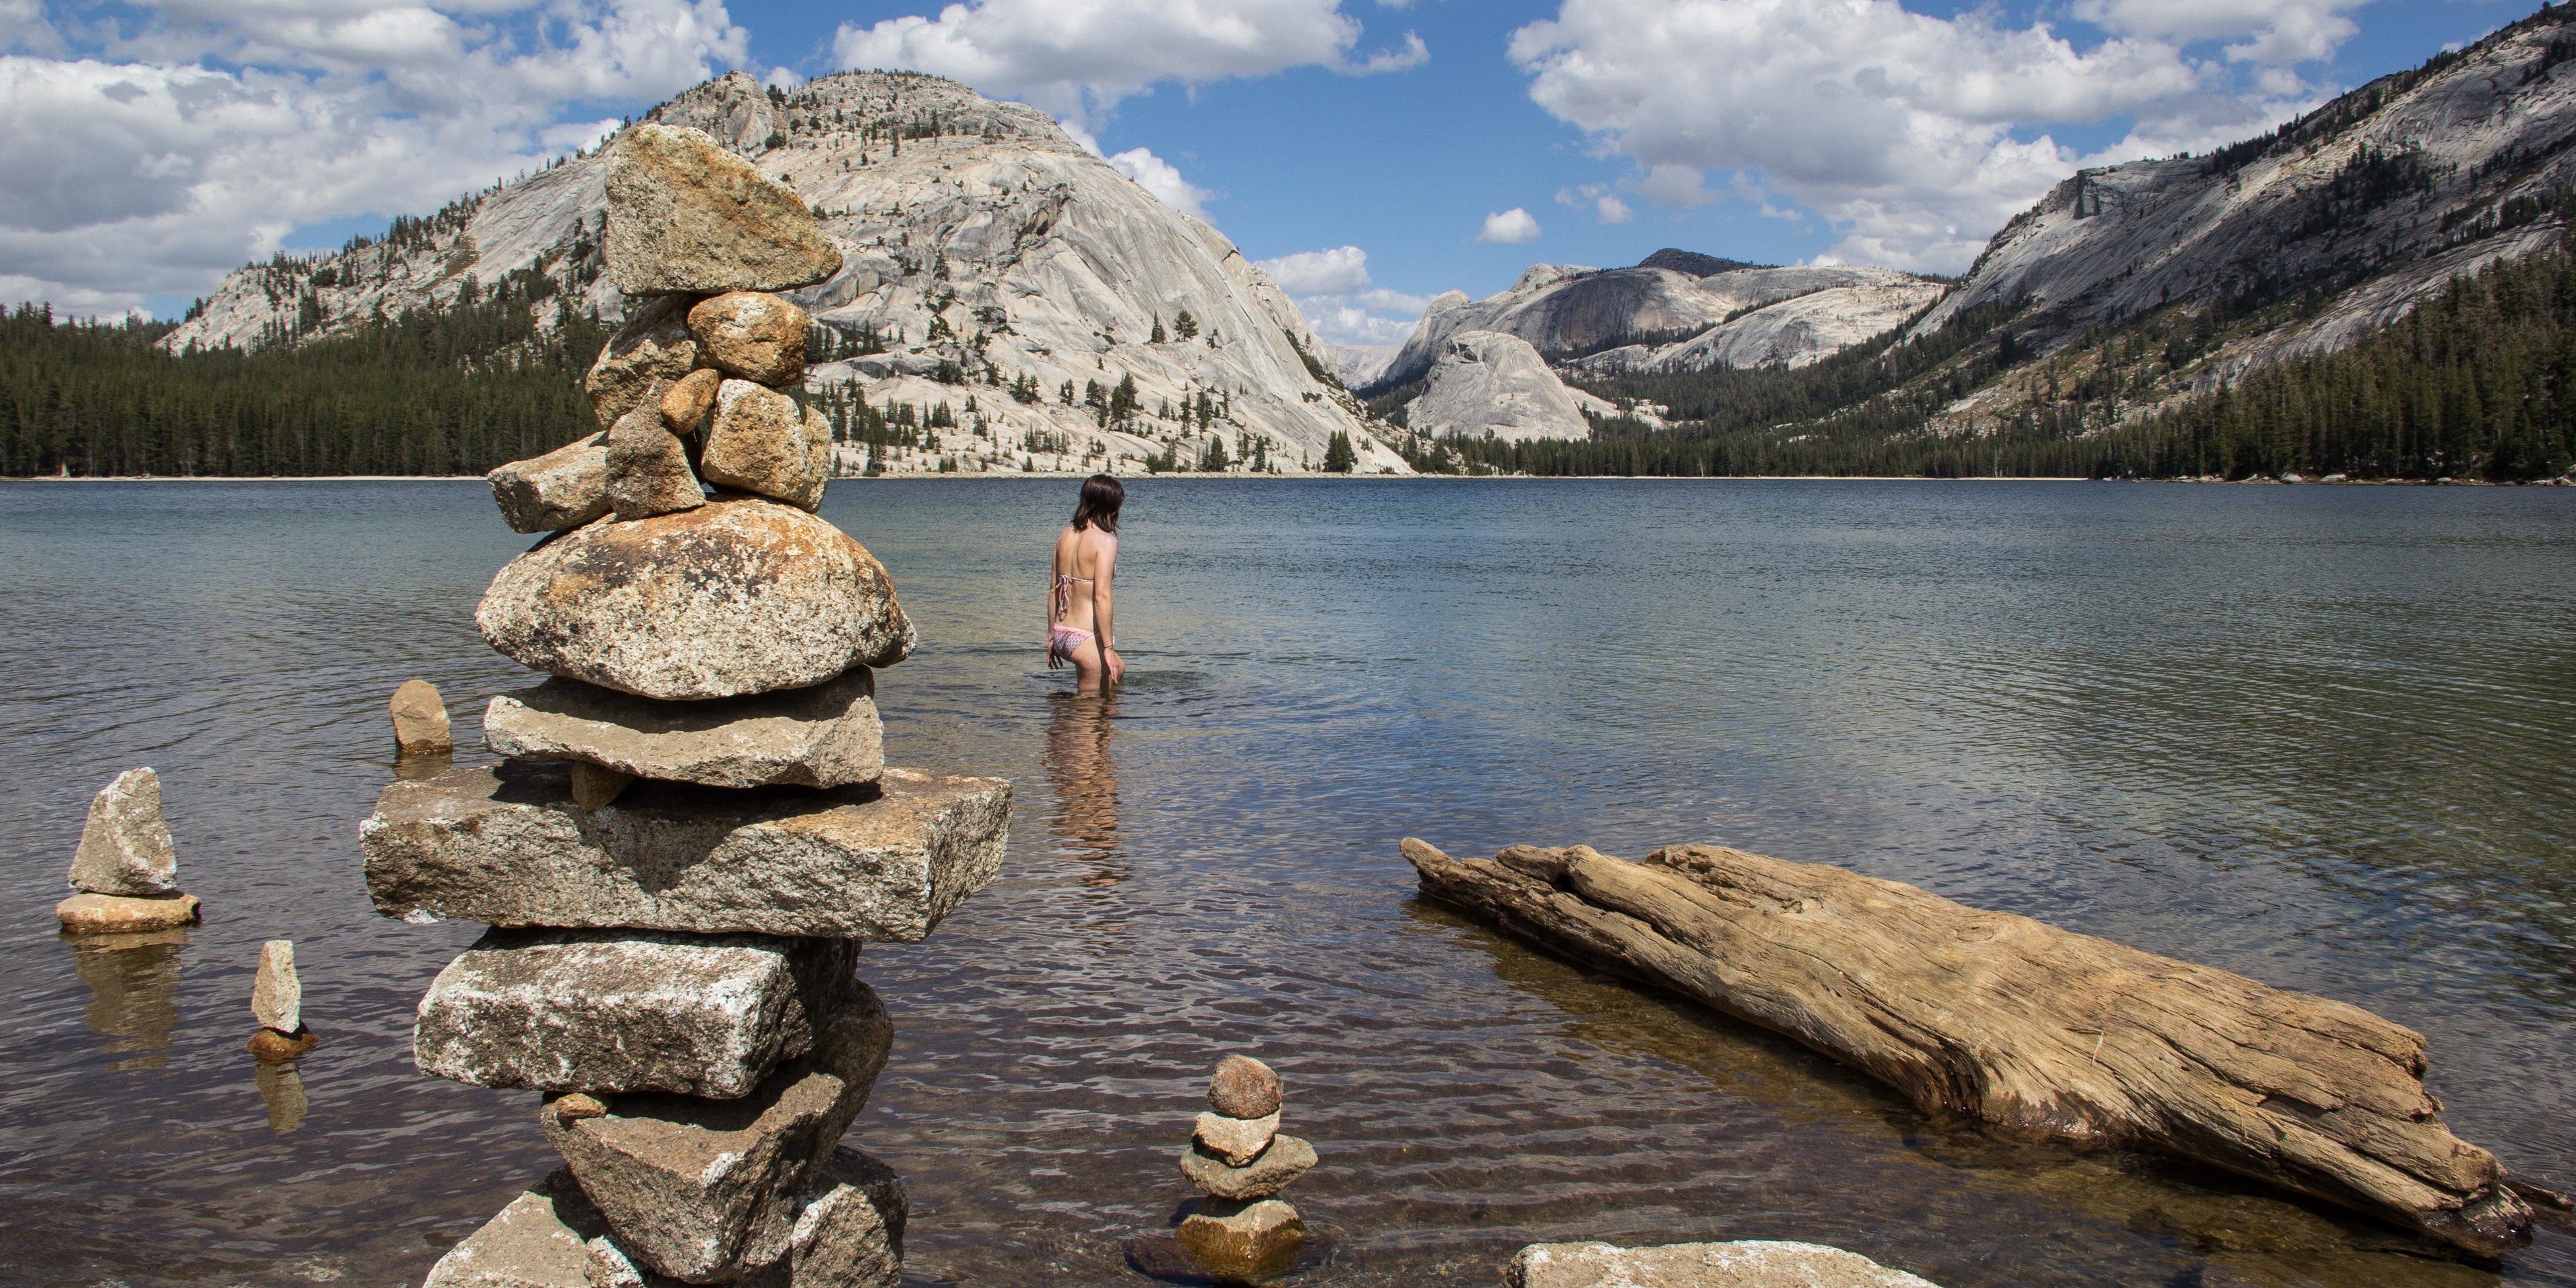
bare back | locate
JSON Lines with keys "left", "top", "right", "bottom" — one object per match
{"left": 1051, "top": 524, "right": 1116, "bottom": 632}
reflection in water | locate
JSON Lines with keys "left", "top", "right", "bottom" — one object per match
{"left": 256, "top": 1060, "right": 309, "bottom": 1135}
{"left": 393, "top": 749, "right": 454, "bottom": 782}
{"left": 66, "top": 928, "right": 188, "bottom": 1071}
{"left": 1046, "top": 690, "right": 1127, "bottom": 889}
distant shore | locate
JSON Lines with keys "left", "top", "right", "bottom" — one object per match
{"left": 5, "top": 473, "right": 2568, "bottom": 486}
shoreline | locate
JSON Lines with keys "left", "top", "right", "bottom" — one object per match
{"left": 7, "top": 473, "right": 2568, "bottom": 486}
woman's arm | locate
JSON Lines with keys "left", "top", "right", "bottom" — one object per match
{"left": 1092, "top": 535, "right": 1118, "bottom": 649}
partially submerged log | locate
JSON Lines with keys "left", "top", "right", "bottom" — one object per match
{"left": 1402, "top": 838, "right": 2544, "bottom": 1257}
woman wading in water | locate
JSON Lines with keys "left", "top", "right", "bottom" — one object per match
{"left": 1049, "top": 474, "right": 1125, "bottom": 691}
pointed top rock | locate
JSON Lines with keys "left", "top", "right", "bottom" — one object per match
{"left": 390, "top": 680, "right": 453, "bottom": 755}
{"left": 604, "top": 123, "right": 842, "bottom": 297}
{"left": 252, "top": 940, "right": 302, "bottom": 1034}
{"left": 68, "top": 768, "right": 180, "bottom": 897}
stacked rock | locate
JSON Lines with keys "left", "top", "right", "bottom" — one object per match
{"left": 247, "top": 939, "right": 319, "bottom": 1060}
{"left": 358, "top": 121, "right": 1012, "bottom": 1288}
{"left": 57, "top": 769, "right": 203, "bottom": 934}
{"left": 1175, "top": 1056, "right": 1318, "bottom": 1285}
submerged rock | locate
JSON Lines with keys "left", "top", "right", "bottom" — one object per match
{"left": 605, "top": 124, "right": 843, "bottom": 298}
{"left": 690, "top": 292, "right": 812, "bottom": 386}
{"left": 700, "top": 380, "right": 828, "bottom": 512}
{"left": 391, "top": 680, "right": 455, "bottom": 755}
{"left": 360, "top": 761, "right": 1010, "bottom": 941}
{"left": 488, "top": 435, "right": 612, "bottom": 534}
{"left": 56, "top": 892, "right": 199, "bottom": 934}
{"left": 1507, "top": 1240, "right": 1945, "bottom": 1288}
{"left": 1179, "top": 1134, "right": 1316, "bottom": 1201}
{"left": 484, "top": 670, "right": 883, "bottom": 791}
{"left": 415, "top": 929, "right": 856, "bottom": 1098}
{"left": 474, "top": 498, "right": 912, "bottom": 700}
{"left": 604, "top": 408, "right": 706, "bottom": 521}
{"left": 1175, "top": 1198, "right": 1305, "bottom": 1285}
{"left": 252, "top": 939, "right": 302, "bottom": 1033}
{"left": 68, "top": 767, "right": 180, "bottom": 897}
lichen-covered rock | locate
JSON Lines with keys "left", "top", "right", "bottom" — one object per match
{"left": 1175, "top": 1198, "right": 1305, "bottom": 1285}
{"left": 604, "top": 124, "right": 842, "bottom": 298}
{"left": 1507, "top": 1240, "right": 1945, "bottom": 1288}
{"left": 700, "top": 380, "right": 828, "bottom": 512}
{"left": 390, "top": 680, "right": 454, "bottom": 754}
{"left": 662, "top": 368, "right": 724, "bottom": 441}
{"left": 1208, "top": 1054, "right": 1282, "bottom": 1119}
{"left": 56, "top": 892, "right": 200, "bottom": 934}
{"left": 415, "top": 928, "right": 857, "bottom": 1098}
{"left": 251, "top": 939, "right": 301, "bottom": 1032}
{"left": 1178, "top": 1134, "right": 1316, "bottom": 1201}
{"left": 488, "top": 435, "right": 612, "bottom": 534}
{"left": 1193, "top": 1110, "right": 1280, "bottom": 1167}
{"left": 68, "top": 768, "right": 180, "bottom": 897}
{"left": 474, "top": 498, "right": 912, "bottom": 700}
{"left": 586, "top": 295, "right": 701, "bottom": 433}
{"left": 360, "top": 761, "right": 1010, "bottom": 941}
{"left": 543, "top": 985, "right": 892, "bottom": 1282}
{"left": 690, "top": 292, "right": 812, "bottom": 386}
{"left": 604, "top": 407, "right": 706, "bottom": 521}
{"left": 484, "top": 670, "right": 882, "bottom": 790}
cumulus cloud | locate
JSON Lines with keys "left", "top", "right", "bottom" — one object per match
{"left": 1509, "top": 0, "right": 2348, "bottom": 270}
{"left": 1478, "top": 208, "right": 1542, "bottom": 244}
{"left": 833, "top": 0, "right": 1426, "bottom": 129}
{"left": 1104, "top": 145, "right": 1217, "bottom": 221}
{"left": 1556, "top": 184, "right": 1631, "bottom": 223}
{"left": 1, "top": 0, "right": 748, "bottom": 313}
{"left": 1255, "top": 244, "right": 1427, "bottom": 346}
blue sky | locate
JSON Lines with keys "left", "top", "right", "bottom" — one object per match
{"left": 0, "top": 0, "right": 2530, "bottom": 331}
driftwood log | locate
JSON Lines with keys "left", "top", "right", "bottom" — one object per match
{"left": 1403, "top": 838, "right": 2548, "bottom": 1256}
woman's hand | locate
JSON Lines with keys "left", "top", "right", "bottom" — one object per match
{"left": 1103, "top": 645, "right": 1126, "bottom": 686}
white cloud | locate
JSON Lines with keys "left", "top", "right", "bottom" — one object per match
{"left": 1509, "top": 0, "right": 2343, "bottom": 271}
{"left": 833, "top": 0, "right": 1425, "bottom": 129}
{"left": 1477, "top": 207, "right": 1541, "bottom": 244}
{"left": 0, "top": 0, "right": 748, "bottom": 313}
{"left": 1556, "top": 183, "right": 1632, "bottom": 223}
{"left": 1255, "top": 244, "right": 1427, "bottom": 345}
{"left": 1104, "top": 144, "right": 1216, "bottom": 221}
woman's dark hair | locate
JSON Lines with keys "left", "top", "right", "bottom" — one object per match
{"left": 1071, "top": 474, "right": 1124, "bottom": 533}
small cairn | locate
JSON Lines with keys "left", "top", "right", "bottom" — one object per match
{"left": 57, "top": 768, "right": 202, "bottom": 934}
{"left": 360, "top": 121, "right": 1012, "bottom": 1288}
{"left": 247, "top": 939, "right": 319, "bottom": 1060}
{"left": 389, "top": 680, "right": 453, "bottom": 756}
{"left": 1175, "top": 1056, "right": 1316, "bottom": 1285}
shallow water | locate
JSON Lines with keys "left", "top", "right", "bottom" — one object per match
{"left": 1, "top": 478, "right": 2572, "bottom": 1287}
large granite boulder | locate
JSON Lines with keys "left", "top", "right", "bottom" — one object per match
{"left": 586, "top": 296, "right": 702, "bottom": 433}
{"left": 604, "top": 407, "right": 707, "bottom": 521}
{"left": 605, "top": 125, "right": 843, "bottom": 298}
{"left": 543, "top": 987, "right": 892, "bottom": 1282}
{"left": 1508, "top": 1241, "right": 1944, "bottom": 1288}
{"left": 488, "top": 435, "right": 613, "bottom": 534}
{"left": 360, "top": 761, "right": 1010, "bottom": 941}
{"left": 68, "top": 768, "right": 180, "bottom": 897}
{"left": 700, "top": 381, "right": 828, "bottom": 512}
{"left": 690, "top": 292, "right": 812, "bottom": 386}
{"left": 415, "top": 929, "right": 857, "bottom": 1098}
{"left": 484, "top": 671, "right": 883, "bottom": 791}
{"left": 474, "top": 498, "right": 914, "bottom": 701}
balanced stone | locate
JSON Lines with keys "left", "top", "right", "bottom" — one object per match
{"left": 587, "top": 295, "right": 701, "bottom": 432}
{"left": 1175, "top": 1199, "right": 1305, "bottom": 1285}
{"left": 252, "top": 939, "right": 301, "bottom": 1032}
{"left": 474, "top": 498, "right": 914, "bottom": 700}
{"left": 1179, "top": 1134, "right": 1316, "bottom": 1201}
{"left": 362, "top": 761, "right": 1009, "bottom": 941}
{"left": 484, "top": 671, "right": 883, "bottom": 790}
{"left": 690, "top": 292, "right": 812, "bottom": 386}
{"left": 392, "top": 680, "right": 455, "bottom": 755}
{"left": 606, "top": 407, "right": 707, "bottom": 521}
{"left": 69, "top": 767, "right": 179, "bottom": 896}
{"left": 415, "top": 929, "right": 856, "bottom": 1098}
{"left": 543, "top": 985, "right": 892, "bottom": 1282}
{"left": 1507, "top": 1241, "right": 1945, "bottom": 1288}
{"left": 570, "top": 763, "right": 638, "bottom": 811}
{"left": 605, "top": 124, "right": 843, "bottom": 298}
{"left": 1193, "top": 1110, "right": 1280, "bottom": 1167}
{"left": 1208, "top": 1054, "right": 1282, "bottom": 1120}
{"left": 700, "top": 380, "right": 827, "bottom": 512}
{"left": 488, "top": 434, "right": 612, "bottom": 533}
{"left": 56, "top": 892, "right": 200, "bottom": 934}
{"left": 663, "top": 368, "right": 724, "bottom": 441}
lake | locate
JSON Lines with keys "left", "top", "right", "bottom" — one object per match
{"left": 1, "top": 477, "right": 2571, "bottom": 1287}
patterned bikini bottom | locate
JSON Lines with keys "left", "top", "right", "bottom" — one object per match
{"left": 1047, "top": 625, "right": 1094, "bottom": 669}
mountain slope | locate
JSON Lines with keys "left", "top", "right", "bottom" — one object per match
{"left": 166, "top": 70, "right": 1404, "bottom": 475}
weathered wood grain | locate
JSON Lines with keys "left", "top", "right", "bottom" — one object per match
{"left": 1402, "top": 837, "right": 2543, "bottom": 1256}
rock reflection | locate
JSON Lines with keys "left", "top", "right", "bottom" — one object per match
{"left": 66, "top": 927, "right": 189, "bottom": 1071}
{"left": 1045, "top": 690, "right": 1126, "bottom": 889}
{"left": 256, "top": 1059, "right": 310, "bottom": 1134}
{"left": 394, "top": 749, "right": 455, "bottom": 782}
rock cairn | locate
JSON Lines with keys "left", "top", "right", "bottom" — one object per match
{"left": 57, "top": 768, "right": 202, "bottom": 934}
{"left": 247, "top": 938, "right": 319, "bottom": 1060}
{"left": 358, "top": 121, "right": 1012, "bottom": 1288}
{"left": 1175, "top": 1056, "right": 1316, "bottom": 1285}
